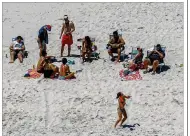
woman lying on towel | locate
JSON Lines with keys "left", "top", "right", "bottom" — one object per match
{"left": 58, "top": 58, "right": 75, "bottom": 80}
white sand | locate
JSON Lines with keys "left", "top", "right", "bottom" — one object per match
{"left": 3, "top": 3, "right": 184, "bottom": 136}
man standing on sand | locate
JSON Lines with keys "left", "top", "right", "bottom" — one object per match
{"left": 37, "top": 25, "right": 51, "bottom": 57}
{"left": 59, "top": 15, "right": 75, "bottom": 57}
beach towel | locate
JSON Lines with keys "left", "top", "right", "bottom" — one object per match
{"left": 62, "top": 34, "right": 73, "bottom": 46}
{"left": 24, "top": 69, "right": 42, "bottom": 79}
{"left": 119, "top": 69, "right": 142, "bottom": 81}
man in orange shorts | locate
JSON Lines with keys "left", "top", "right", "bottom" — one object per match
{"left": 59, "top": 15, "right": 75, "bottom": 57}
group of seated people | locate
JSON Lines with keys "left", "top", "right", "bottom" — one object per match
{"left": 127, "top": 44, "right": 165, "bottom": 75}
{"left": 107, "top": 31, "right": 165, "bottom": 74}
{"left": 37, "top": 50, "right": 75, "bottom": 79}
{"left": 10, "top": 32, "right": 165, "bottom": 75}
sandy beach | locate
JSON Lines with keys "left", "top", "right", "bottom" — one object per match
{"left": 3, "top": 2, "right": 184, "bottom": 136}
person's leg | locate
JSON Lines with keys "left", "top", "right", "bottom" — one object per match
{"left": 114, "top": 109, "right": 122, "bottom": 128}
{"left": 65, "top": 72, "right": 75, "bottom": 79}
{"left": 17, "top": 52, "right": 23, "bottom": 63}
{"left": 120, "top": 109, "right": 127, "bottom": 126}
{"left": 68, "top": 44, "right": 71, "bottom": 57}
{"left": 152, "top": 60, "right": 159, "bottom": 74}
{"left": 108, "top": 50, "right": 114, "bottom": 59}
{"left": 143, "top": 59, "right": 150, "bottom": 71}
{"left": 61, "top": 45, "right": 65, "bottom": 57}
{"left": 82, "top": 52, "right": 86, "bottom": 62}
{"left": 9, "top": 51, "right": 15, "bottom": 63}
{"left": 116, "top": 48, "right": 121, "bottom": 62}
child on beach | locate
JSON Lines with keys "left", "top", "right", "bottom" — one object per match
{"left": 43, "top": 58, "right": 59, "bottom": 78}
{"left": 59, "top": 58, "right": 75, "bottom": 80}
{"left": 114, "top": 92, "right": 131, "bottom": 128}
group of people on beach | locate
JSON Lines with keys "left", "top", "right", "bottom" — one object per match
{"left": 8, "top": 14, "right": 166, "bottom": 127}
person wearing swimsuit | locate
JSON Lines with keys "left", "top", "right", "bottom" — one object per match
{"left": 59, "top": 58, "right": 75, "bottom": 80}
{"left": 60, "top": 15, "right": 75, "bottom": 57}
{"left": 82, "top": 36, "right": 93, "bottom": 63}
{"left": 114, "top": 92, "right": 131, "bottom": 128}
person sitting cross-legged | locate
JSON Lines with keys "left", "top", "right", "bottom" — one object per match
{"left": 58, "top": 58, "right": 75, "bottom": 80}
{"left": 107, "top": 31, "right": 125, "bottom": 62}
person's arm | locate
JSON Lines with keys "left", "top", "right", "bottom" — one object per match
{"left": 9, "top": 43, "right": 14, "bottom": 51}
{"left": 20, "top": 45, "right": 25, "bottom": 51}
{"left": 133, "top": 52, "right": 142, "bottom": 61}
{"left": 124, "top": 95, "right": 131, "bottom": 99}
{"left": 118, "top": 37, "right": 125, "bottom": 47}
{"left": 60, "top": 24, "right": 65, "bottom": 39}
{"left": 67, "top": 65, "right": 71, "bottom": 73}
{"left": 70, "top": 22, "right": 75, "bottom": 33}
{"left": 155, "top": 50, "right": 164, "bottom": 59}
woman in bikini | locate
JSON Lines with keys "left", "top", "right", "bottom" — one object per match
{"left": 82, "top": 36, "right": 93, "bottom": 63}
{"left": 59, "top": 58, "right": 75, "bottom": 80}
{"left": 114, "top": 92, "right": 131, "bottom": 128}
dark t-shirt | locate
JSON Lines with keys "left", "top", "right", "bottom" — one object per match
{"left": 149, "top": 50, "right": 165, "bottom": 63}
{"left": 38, "top": 26, "right": 48, "bottom": 44}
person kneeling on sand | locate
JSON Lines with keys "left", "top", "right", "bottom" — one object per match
{"left": 43, "top": 58, "right": 59, "bottom": 78}
{"left": 114, "top": 92, "right": 131, "bottom": 128}
{"left": 9, "top": 36, "right": 25, "bottom": 63}
{"left": 59, "top": 58, "right": 75, "bottom": 80}
{"left": 107, "top": 31, "right": 125, "bottom": 62}
{"left": 143, "top": 44, "right": 165, "bottom": 75}
{"left": 82, "top": 36, "right": 93, "bottom": 63}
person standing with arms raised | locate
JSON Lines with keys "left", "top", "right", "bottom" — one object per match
{"left": 59, "top": 15, "right": 75, "bottom": 57}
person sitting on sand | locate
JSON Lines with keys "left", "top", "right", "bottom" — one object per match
{"left": 143, "top": 44, "right": 165, "bottom": 75}
{"left": 114, "top": 92, "right": 131, "bottom": 128}
{"left": 82, "top": 36, "right": 93, "bottom": 63}
{"left": 43, "top": 58, "right": 59, "bottom": 78}
{"left": 37, "top": 25, "right": 51, "bottom": 57}
{"left": 128, "top": 48, "right": 144, "bottom": 71}
{"left": 107, "top": 31, "right": 125, "bottom": 62}
{"left": 60, "top": 15, "right": 75, "bottom": 57}
{"left": 59, "top": 58, "right": 75, "bottom": 80}
{"left": 9, "top": 36, "right": 25, "bottom": 63}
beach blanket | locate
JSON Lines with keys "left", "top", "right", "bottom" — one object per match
{"left": 24, "top": 69, "right": 42, "bottom": 79}
{"left": 119, "top": 69, "right": 142, "bottom": 81}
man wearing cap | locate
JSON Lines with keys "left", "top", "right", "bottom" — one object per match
{"left": 60, "top": 15, "right": 75, "bottom": 57}
{"left": 37, "top": 25, "right": 51, "bottom": 57}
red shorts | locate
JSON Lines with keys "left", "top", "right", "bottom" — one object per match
{"left": 61, "top": 34, "right": 73, "bottom": 46}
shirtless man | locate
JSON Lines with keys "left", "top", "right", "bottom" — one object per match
{"left": 107, "top": 31, "right": 125, "bottom": 62}
{"left": 59, "top": 15, "right": 75, "bottom": 57}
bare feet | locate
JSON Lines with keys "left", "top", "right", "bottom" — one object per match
{"left": 9, "top": 61, "right": 14, "bottom": 63}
